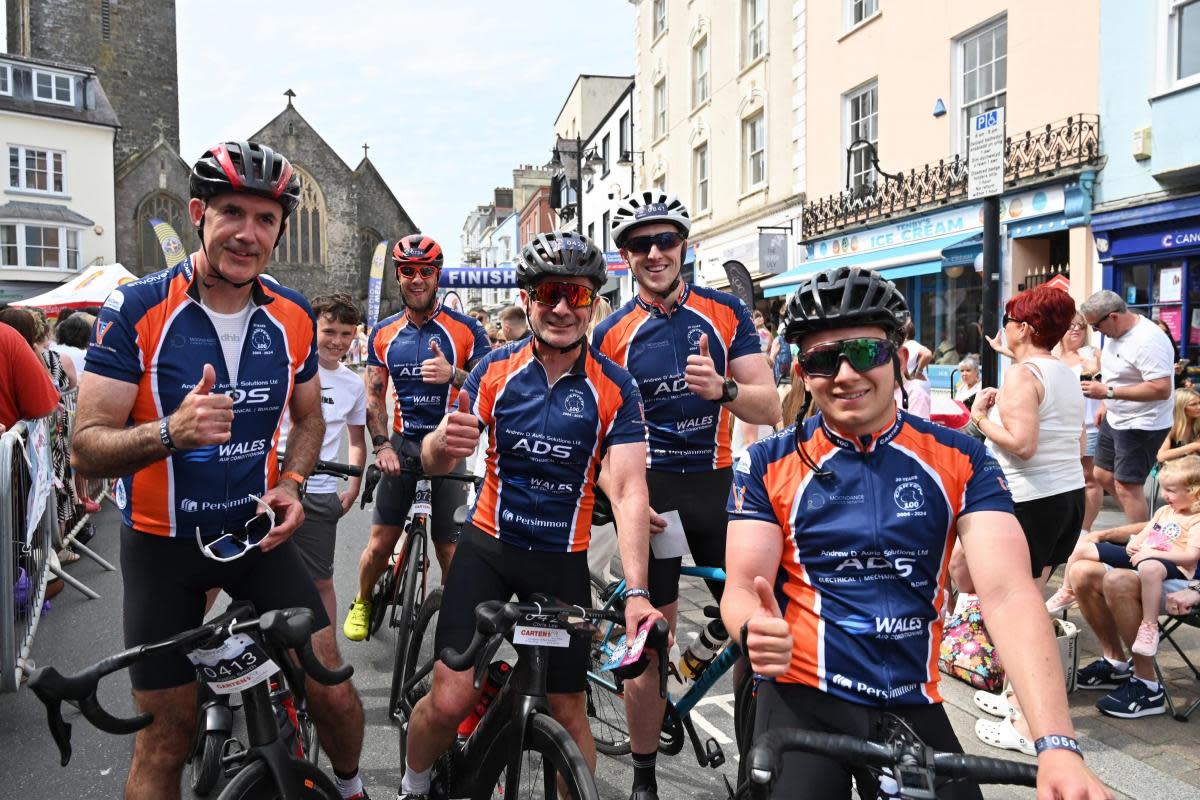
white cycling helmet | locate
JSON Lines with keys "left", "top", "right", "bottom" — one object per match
{"left": 611, "top": 190, "right": 692, "bottom": 247}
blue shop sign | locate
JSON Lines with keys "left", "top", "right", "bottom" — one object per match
{"left": 1104, "top": 223, "right": 1200, "bottom": 261}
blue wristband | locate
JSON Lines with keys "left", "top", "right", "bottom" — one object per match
{"left": 622, "top": 587, "right": 650, "bottom": 601}
{"left": 1034, "top": 734, "right": 1083, "bottom": 759}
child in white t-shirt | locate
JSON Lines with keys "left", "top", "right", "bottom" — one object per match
{"left": 280, "top": 293, "right": 368, "bottom": 625}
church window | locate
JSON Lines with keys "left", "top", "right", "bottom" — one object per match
{"left": 275, "top": 166, "right": 326, "bottom": 267}
{"left": 136, "top": 192, "right": 189, "bottom": 270}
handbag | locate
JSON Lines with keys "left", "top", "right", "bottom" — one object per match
{"left": 938, "top": 594, "right": 1004, "bottom": 691}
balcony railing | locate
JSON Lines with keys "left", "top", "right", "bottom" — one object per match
{"left": 802, "top": 114, "right": 1100, "bottom": 239}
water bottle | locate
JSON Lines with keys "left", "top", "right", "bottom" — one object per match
{"left": 676, "top": 619, "right": 729, "bottom": 684}
{"left": 456, "top": 660, "right": 511, "bottom": 739}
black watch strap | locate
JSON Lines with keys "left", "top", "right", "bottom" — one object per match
{"left": 372, "top": 433, "right": 389, "bottom": 448}
{"left": 159, "top": 417, "right": 178, "bottom": 453}
{"left": 718, "top": 378, "right": 739, "bottom": 404}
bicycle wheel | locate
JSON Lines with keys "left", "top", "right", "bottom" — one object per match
{"left": 368, "top": 563, "right": 395, "bottom": 638}
{"left": 189, "top": 730, "right": 225, "bottom": 796}
{"left": 585, "top": 643, "right": 631, "bottom": 756}
{"left": 472, "top": 714, "right": 598, "bottom": 800}
{"left": 389, "top": 528, "right": 426, "bottom": 718}
{"left": 297, "top": 703, "right": 320, "bottom": 765}
{"left": 398, "top": 588, "right": 441, "bottom": 766}
{"left": 217, "top": 756, "right": 339, "bottom": 799}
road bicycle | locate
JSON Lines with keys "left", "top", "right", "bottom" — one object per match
{"left": 736, "top": 714, "right": 1038, "bottom": 799}
{"left": 368, "top": 464, "right": 482, "bottom": 721}
{"left": 396, "top": 594, "right": 669, "bottom": 800}
{"left": 585, "top": 566, "right": 755, "bottom": 770}
{"left": 28, "top": 604, "right": 353, "bottom": 800}
{"left": 186, "top": 457, "right": 371, "bottom": 795}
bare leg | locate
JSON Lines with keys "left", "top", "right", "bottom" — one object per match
{"left": 1094, "top": 466, "right": 1116, "bottom": 499}
{"left": 315, "top": 577, "right": 337, "bottom": 631}
{"left": 625, "top": 601, "right": 677, "bottom": 758}
{"left": 434, "top": 540, "right": 457, "bottom": 579}
{"left": 304, "top": 627, "right": 364, "bottom": 774}
{"left": 1059, "top": 541, "right": 1101, "bottom": 592}
{"left": 1081, "top": 455, "right": 1102, "bottom": 532}
{"left": 125, "top": 684, "right": 197, "bottom": 800}
{"left": 1071, "top": 560, "right": 1127, "bottom": 661}
{"left": 356, "top": 523, "right": 404, "bottom": 601}
{"left": 1136, "top": 560, "right": 1168, "bottom": 626}
{"left": 405, "top": 662, "right": 480, "bottom": 773}
{"left": 1112, "top": 479, "right": 1150, "bottom": 525}
{"left": 549, "top": 692, "right": 596, "bottom": 771}
{"left": 1101, "top": 569, "right": 1155, "bottom": 680}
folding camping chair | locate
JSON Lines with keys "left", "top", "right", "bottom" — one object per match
{"left": 1153, "top": 608, "right": 1200, "bottom": 721}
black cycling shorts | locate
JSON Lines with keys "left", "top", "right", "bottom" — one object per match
{"left": 434, "top": 526, "right": 590, "bottom": 693}
{"left": 752, "top": 681, "right": 982, "bottom": 800}
{"left": 646, "top": 467, "right": 733, "bottom": 606}
{"left": 372, "top": 434, "right": 469, "bottom": 543}
{"left": 120, "top": 526, "right": 329, "bottom": 691}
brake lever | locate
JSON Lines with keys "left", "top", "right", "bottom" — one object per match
{"left": 30, "top": 683, "right": 73, "bottom": 766}
{"left": 473, "top": 634, "right": 505, "bottom": 690}
{"left": 360, "top": 465, "right": 382, "bottom": 509}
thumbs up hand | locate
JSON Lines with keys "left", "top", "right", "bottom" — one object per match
{"left": 168, "top": 363, "right": 234, "bottom": 450}
{"left": 421, "top": 339, "right": 454, "bottom": 384}
{"left": 685, "top": 332, "right": 724, "bottom": 401}
{"left": 440, "top": 389, "right": 481, "bottom": 459}
{"left": 742, "top": 575, "right": 793, "bottom": 678}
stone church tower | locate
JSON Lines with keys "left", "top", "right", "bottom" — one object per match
{"left": 7, "top": 0, "right": 417, "bottom": 308}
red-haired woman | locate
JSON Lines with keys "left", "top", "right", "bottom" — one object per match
{"left": 961, "top": 287, "right": 1086, "bottom": 755}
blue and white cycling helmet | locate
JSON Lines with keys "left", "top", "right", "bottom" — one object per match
{"left": 611, "top": 190, "right": 692, "bottom": 248}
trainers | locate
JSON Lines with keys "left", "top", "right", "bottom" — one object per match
{"left": 1045, "top": 588, "right": 1077, "bottom": 614}
{"left": 343, "top": 598, "right": 372, "bottom": 641}
{"left": 629, "top": 790, "right": 659, "bottom": 800}
{"left": 395, "top": 793, "right": 427, "bottom": 800}
{"left": 1131, "top": 621, "right": 1160, "bottom": 657}
{"left": 1096, "top": 676, "right": 1166, "bottom": 718}
{"left": 1075, "top": 657, "right": 1132, "bottom": 690}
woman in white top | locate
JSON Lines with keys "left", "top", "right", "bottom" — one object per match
{"left": 965, "top": 287, "right": 1086, "bottom": 755}
{"left": 1056, "top": 312, "right": 1103, "bottom": 532}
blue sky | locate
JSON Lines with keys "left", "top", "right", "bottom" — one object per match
{"left": 176, "top": 1, "right": 636, "bottom": 268}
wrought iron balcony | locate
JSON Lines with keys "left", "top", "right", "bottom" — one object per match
{"left": 802, "top": 114, "right": 1100, "bottom": 239}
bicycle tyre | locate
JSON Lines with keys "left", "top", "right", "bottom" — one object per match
{"left": 471, "top": 713, "right": 598, "bottom": 800}
{"left": 189, "top": 730, "right": 225, "bottom": 796}
{"left": 217, "top": 756, "right": 338, "bottom": 799}
{"left": 389, "top": 527, "right": 426, "bottom": 718}
{"left": 399, "top": 588, "right": 442, "bottom": 766}
{"left": 368, "top": 564, "right": 394, "bottom": 638}
{"left": 585, "top": 647, "right": 631, "bottom": 756}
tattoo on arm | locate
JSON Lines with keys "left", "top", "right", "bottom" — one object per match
{"left": 365, "top": 367, "right": 391, "bottom": 440}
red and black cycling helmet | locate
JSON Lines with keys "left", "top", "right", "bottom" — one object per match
{"left": 190, "top": 141, "right": 302, "bottom": 219}
{"left": 392, "top": 234, "right": 445, "bottom": 274}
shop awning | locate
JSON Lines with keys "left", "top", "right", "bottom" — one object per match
{"left": 1007, "top": 213, "right": 1072, "bottom": 238}
{"left": 941, "top": 233, "right": 983, "bottom": 268}
{"left": 762, "top": 231, "right": 979, "bottom": 298}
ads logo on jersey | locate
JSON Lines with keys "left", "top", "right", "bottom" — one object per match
{"left": 563, "top": 390, "right": 587, "bottom": 418}
{"left": 250, "top": 327, "right": 272, "bottom": 353}
{"left": 893, "top": 481, "right": 925, "bottom": 512}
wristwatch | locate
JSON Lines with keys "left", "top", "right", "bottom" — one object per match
{"left": 718, "top": 379, "right": 739, "bottom": 404}
{"left": 1105, "top": 385, "right": 1116, "bottom": 400}
{"left": 372, "top": 434, "right": 389, "bottom": 448}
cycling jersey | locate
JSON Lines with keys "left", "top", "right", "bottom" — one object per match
{"left": 592, "top": 283, "right": 760, "bottom": 472}
{"left": 728, "top": 411, "right": 1013, "bottom": 706}
{"left": 85, "top": 257, "right": 318, "bottom": 537}
{"left": 463, "top": 339, "right": 646, "bottom": 552}
{"left": 367, "top": 304, "right": 490, "bottom": 444}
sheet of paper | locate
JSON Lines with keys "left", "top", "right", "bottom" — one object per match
{"left": 649, "top": 509, "right": 692, "bottom": 560}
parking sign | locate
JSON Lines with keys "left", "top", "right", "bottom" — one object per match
{"left": 968, "top": 107, "right": 1005, "bottom": 199}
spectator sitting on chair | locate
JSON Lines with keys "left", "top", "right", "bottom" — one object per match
{"left": 1080, "top": 291, "right": 1175, "bottom": 526}
{"left": 498, "top": 304, "right": 531, "bottom": 343}
{"left": 1156, "top": 388, "right": 1200, "bottom": 464}
{"left": 1066, "top": 455, "right": 1200, "bottom": 718}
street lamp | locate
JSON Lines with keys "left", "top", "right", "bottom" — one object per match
{"left": 616, "top": 149, "right": 644, "bottom": 193}
{"left": 550, "top": 136, "right": 605, "bottom": 234}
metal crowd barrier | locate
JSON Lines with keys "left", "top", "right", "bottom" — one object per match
{"left": 0, "top": 417, "right": 56, "bottom": 693}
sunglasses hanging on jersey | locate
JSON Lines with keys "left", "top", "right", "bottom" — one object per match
{"left": 623, "top": 232, "right": 684, "bottom": 254}
{"left": 798, "top": 337, "right": 898, "bottom": 377}
{"left": 195, "top": 495, "right": 276, "bottom": 562}
{"left": 529, "top": 281, "right": 596, "bottom": 309}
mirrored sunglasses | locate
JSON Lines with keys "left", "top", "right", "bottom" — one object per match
{"left": 529, "top": 281, "right": 596, "bottom": 309}
{"left": 798, "top": 337, "right": 897, "bottom": 377}
{"left": 398, "top": 264, "right": 439, "bottom": 278}
{"left": 195, "top": 495, "right": 276, "bottom": 562}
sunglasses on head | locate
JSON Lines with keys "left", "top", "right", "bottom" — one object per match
{"left": 529, "top": 281, "right": 596, "bottom": 309}
{"left": 798, "top": 337, "right": 898, "bottom": 377}
{"left": 195, "top": 495, "right": 276, "bottom": 562}
{"left": 624, "top": 232, "right": 684, "bottom": 254}
{"left": 398, "top": 264, "right": 439, "bottom": 278}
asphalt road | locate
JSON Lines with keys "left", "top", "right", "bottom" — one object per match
{"left": 0, "top": 483, "right": 742, "bottom": 800}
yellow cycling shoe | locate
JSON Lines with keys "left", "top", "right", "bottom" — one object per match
{"left": 343, "top": 598, "right": 372, "bottom": 641}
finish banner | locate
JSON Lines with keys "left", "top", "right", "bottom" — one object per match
{"left": 439, "top": 267, "right": 518, "bottom": 288}
{"left": 366, "top": 240, "right": 387, "bottom": 329}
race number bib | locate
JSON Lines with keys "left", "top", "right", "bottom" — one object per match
{"left": 411, "top": 480, "right": 433, "bottom": 517}
{"left": 187, "top": 633, "right": 278, "bottom": 695}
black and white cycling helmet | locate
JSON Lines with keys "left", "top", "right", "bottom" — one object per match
{"left": 516, "top": 231, "right": 608, "bottom": 290}
{"left": 611, "top": 190, "right": 692, "bottom": 247}
{"left": 784, "top": 267, "right": 910, "bottom": 345}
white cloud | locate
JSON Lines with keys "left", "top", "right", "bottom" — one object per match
{"left": 179, "top": 1, "right": 635, "bottom": 268}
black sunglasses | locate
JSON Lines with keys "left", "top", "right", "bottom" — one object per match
{"left": 798, "top": 337, "right": 897, "bottom": 377}
{"left": 1003, "top": 314, "right": 1026, "bottom": 327}
{"left": 624, "top": 232, "right": 684, "bottom": 254}
{"left": 1089, "top": 312, "right": 1114, "bottom": 331}
{"left": 398, "top": 264, "right": 438, "bottom": 278}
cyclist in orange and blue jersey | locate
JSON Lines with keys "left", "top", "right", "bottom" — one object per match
{"left": 395, "top": 231, "right": 662, "bottom": 800}
{"left": 722, "top": 266, "right": 1110, "bottom": 800}
{"left": 73, "top": 141, "right": 370, "bottom": 800}
{"left": 592, "top": 191, "right": 780, "bottom": 800}
{"left": 342, "top": 234, "right": 490, "bottom": 642}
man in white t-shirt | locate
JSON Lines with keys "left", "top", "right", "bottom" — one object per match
{"left": 281, "top": 292, "right": 368, "bottom": 624}
{"left": 1080, "top": 290, "right": 1174, "bottom": 524}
